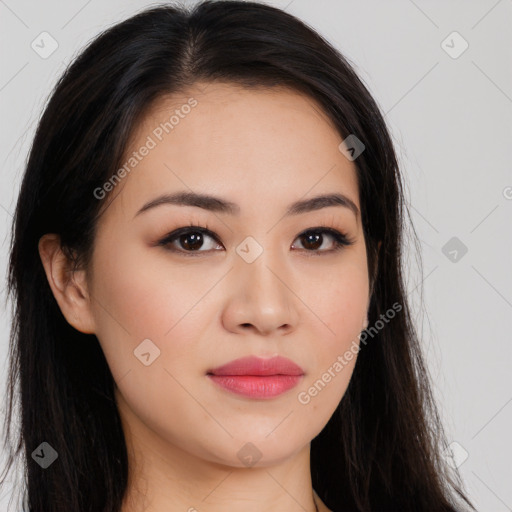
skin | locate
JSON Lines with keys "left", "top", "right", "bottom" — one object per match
{"left": 39, "top": 82, "right": 377, "bottom": 512}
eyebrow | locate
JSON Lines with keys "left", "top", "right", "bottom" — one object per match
{"left": 134, "top": 191, "right": 359, "bottom": 219}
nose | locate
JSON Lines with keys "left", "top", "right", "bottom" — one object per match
{"left": 221, "top": 250, "right": 300, "bottom": 337}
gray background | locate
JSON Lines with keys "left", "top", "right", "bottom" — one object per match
{"left": 1, "top": 0, "right": 511, "bottom": 510}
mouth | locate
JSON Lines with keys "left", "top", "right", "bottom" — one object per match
{"left": 206, "top": 355, "right": 305, "bottom": 399}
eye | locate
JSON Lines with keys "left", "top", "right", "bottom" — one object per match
{"left": 291, "top": 227, "right": 354, "bottom": 254}
{"left": 157, "top": 224, "right": 355, "bottom": 256}
{"left": 157, "top": 225, "right": 222, "bottom": 255}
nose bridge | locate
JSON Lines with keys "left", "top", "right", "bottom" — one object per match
{"left": 235, "top": 233, "right": 289, "bottom": 303}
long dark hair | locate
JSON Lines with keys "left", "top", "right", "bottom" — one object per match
{"left": 2, "top": 1, "right": 475, "bottom": 511}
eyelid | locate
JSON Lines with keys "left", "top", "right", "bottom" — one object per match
{"left": 292, "top": 226, "right": 356, "bottom": 254}
{"left": 156, "top": 225, "right": 222, "bottom": 253}
{"left": 156, "top": 222, "right": 355, "bottom": 256}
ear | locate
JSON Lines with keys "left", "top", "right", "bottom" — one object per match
{"left": 38, "top": 234, "right": 96, "bottom": 334}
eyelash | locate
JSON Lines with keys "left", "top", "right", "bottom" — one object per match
{"left": 156, "top": 222, "right": 355, "bottom": 257}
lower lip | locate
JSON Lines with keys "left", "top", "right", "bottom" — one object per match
{"left": 207, "top": 374, "right": 303, "bottom": 399}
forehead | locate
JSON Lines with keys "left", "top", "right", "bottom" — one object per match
{"left": 103, "top": 82, "right": 360, "bottom": 223}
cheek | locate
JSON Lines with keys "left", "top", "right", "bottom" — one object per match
{"left": 293, "top": 257, "right": 368, "bottom": 415}
{"left": 304, "top": 254, "right": 369, "bottom": 347}
{"left": 89, "top": 239, "right": 218, "bottom": 378}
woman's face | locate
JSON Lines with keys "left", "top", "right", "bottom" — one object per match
{"left": 84, "top": 82, "right": 370, "bottom": 467}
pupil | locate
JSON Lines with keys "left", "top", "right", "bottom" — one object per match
{"left": 182, "top": 232, "right": 203, "bottom": 250}
{"left": 303, "top": 233, "right": 321, "bottom": 250}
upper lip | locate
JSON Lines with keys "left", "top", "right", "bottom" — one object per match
{"left": 207, "top": 356, "right": 304, "bottom": 376}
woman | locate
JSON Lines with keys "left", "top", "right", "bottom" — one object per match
{"left": 1, "top": 1, "right": 475, "bottom": 511}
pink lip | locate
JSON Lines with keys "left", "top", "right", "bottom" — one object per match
{"left": 207, "top": 356, "right": 304, "bottom": 399}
